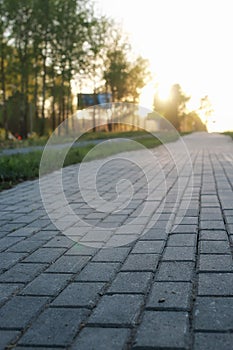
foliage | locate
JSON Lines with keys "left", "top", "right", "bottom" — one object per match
{"left": 103, "top": 27, "right": 150, "bottom": 103}
{"left": 154, "top": 84, "right": 190, "bottom": 131}
{"left": 0, "top": 0, "right": 148, "bottom": 139}
{"left": 154, "top": 84, "right": 206, "bottom": 132}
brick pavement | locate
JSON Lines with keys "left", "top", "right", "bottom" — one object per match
{"left": 0, "top": 132, "right": 233, "bottom": 349}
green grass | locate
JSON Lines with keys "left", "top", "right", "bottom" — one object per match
{"left": 0, "top": 131, "right": 180, "bottom": 191}
{"left": 222, "top": 131, "right": 233, "bottom": 139}
{"left": 0, "top": 130, "right": 149, "bottom": 150}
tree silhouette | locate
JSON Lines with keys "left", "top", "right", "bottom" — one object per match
{"left": 154, "top": 83, "right": 190, "bottom": 131}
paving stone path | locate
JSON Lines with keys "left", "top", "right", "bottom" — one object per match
{"left": 0, "top": 132, "right": 233, "bottom": 350}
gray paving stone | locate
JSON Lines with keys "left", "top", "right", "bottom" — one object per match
{"left": 18, "top": 308, "right": 89, "bottom": 347}
{"left": 147, "top": 281, "right": 192, "bottom": 310}
{"left": 225, "top": 215, "right": 233, "bottom": 225}
{"left": 92, "top": 247, "right": 131, "bottom": 262}
{"left": 0, "top": 296, "right": 48, "bottom": 329}
{"left": 45, "top": 255, "right": 90, "bottom": 273}
{"left": 200, "top": 221, "right": 225, "bottom": 230}
{"left": 134, "top": 311, "right": 189, "bottom": 349}
{"left": 167, "top": 233, "right": 197, "bottom": 246}
{"left": 198, "top": 273, "right": 233, "bottom": 295}
{"left": 199, "top": 230, "right": 228, "bottom": 240}
{"left": 88, "top": 294, "right": 143, "bottom": 326}
{"left": 71, "top": 327, "right": 130, "bottom": 350}
{"left": 75, "top": 262, "right": 120, "bottom": 282}
{"left": 200, "top": 213, "right": 223, "bottom": 221}
{"left": 201, "top": 208, "right": 221, "bottom": 215}
{"left": 0, "top": 236, "right": 24, "bottom": 252}
{"left": 15, "top": 347, "right": 61, "bottom": 350}
{"left": 32, "top": 230, "right": 58, "bottom": 240}
{"left": 0, "top": 222, "right": 26, "bottom": 233}
{"left": 140, "top": 228, "right": 168, "bottom": 240}
{"left": 0, "top": 252, "right": 27, "bottom": 272}
{"left": 6, "top": 239, "right": 44, "bottom": 253}
{"left": 162, "top": 246, "right": 196, "bottom": 261}
{"left": 23, "top": 247, "right": 66, "bottom": 263}
{"left": 0, "top": 330, "right": 20, "bottom": 349}
{"left": 175, "top": 217, "right": 199, "bottom": 225}
{"left": 157, "top": 261, "right": 195, "bottom": 281}
{"left": 20, "top": 273, "right": 72, "bottom": 296}
{"left": 121, "top": 253, "right": 159, "bottom": 271}
{"left": 107, "top": 272, "right": 152, "bottom": 294}
{"left": 199, "top": 254, "right": 233, "bottom": 272}
{"left": 0, "top": 263, "right": 47, "bottom": 283}
{"left": 172, "top": 224, "right": 197, "bottom": 233}
{"left": 227, "top": 224, "right": 233, "bottom": 234}
{"left": 0, "top": 284, "right": 22, "bottom": 306}
{"left": 131, "top": 240, "right": 164, "bottom": 254}
{"left": 52, "top": 282, "right": 105, "bottom": 308}
{"left": 194, "top": 297, "right": 233, "bottom": 331}
{"left": 65, "top": 244, "right": 98, "bottom": 256}
{"left": 43, "top": 235, "right": 74, "bottom": 248}
{"left": 194, "top": 333, "right": 233, "bottom": 350}
{"left": 199, "top": 240, "right": 231, "bottom": 254}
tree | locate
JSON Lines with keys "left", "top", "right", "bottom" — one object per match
{"left": 181, "top": 111, "right": 207, "bottom": 132}
{"left": 0, "top": 0, "right": 146, "bottom": 137}
{"left": 154, "top": 84, "right": 190, "bottom": 131}
{"left": 127, "top": 56, "right": 150, "bottom": 103}
{"left": 199, "top": 95, "right": 213, "bottom": 126}
{"left": 0, "top": 0, "right": 9, "bottom": 139}
{"left": 103, "top": 28, "right": 150, "bottom": 103}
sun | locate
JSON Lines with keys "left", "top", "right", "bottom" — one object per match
{"left": 157, "top": 83, "right": 171, "bottom": 101}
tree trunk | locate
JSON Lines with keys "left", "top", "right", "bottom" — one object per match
{"left": 0, "top": 41, "right": 8, "bottom": 140}
{"left": 41, "top": 53, "right": 46, "bottom": 136}
{"left": 51, "top": 67, "right": 56, "bottom": 131}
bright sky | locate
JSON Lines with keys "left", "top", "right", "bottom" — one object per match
{"left": 96, "top": 0, "right": 233, "bottom": 132}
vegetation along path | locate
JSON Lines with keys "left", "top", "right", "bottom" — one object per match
{"left": 0, "top": 132, "right": 233, "bottom": 349}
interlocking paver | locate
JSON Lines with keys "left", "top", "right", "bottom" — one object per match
{"left": 23, "top": 247, "right": 66, "bottom": 263}
{"left": 198, "top": 254, "right": 232, "bottom": 272}
{"left": 1, "top": 132, "right": 233, "bottom": 349}
{"left": 18, "top": 308, "right": 89, "bottom": 347}
{"left": 0, "top": 263, "right": 47, "bottom": 283}
{"left": 45, "top": 255, "right": 90, "bottom": 273}
{"left": 194, "top": 333, "right": 233, "bottom": 350}
{"left": 0, "top": 296, "right": 48, "bottom": 329}
{"left": 194, "top": 297, "right": 233, "bottom": 331}
{"left": 162, "top": 246, "right": 196, "bottom": 261}
{"left": 0, "top": 330, "right": 20, "bottom": 349}
{"left": 88, "top": 294, "right": 143, "bottom": 326}
{"left": 131, "top": 240, "right": 164, "bottom": 254}
{"left": 156, "top": 261, "right": 195, "bottom": 281}
{"left": 198, "top": 273, "right": 233, "bottom": 296}
{"left": 199, "top": 240, "right": 231, "bottom": 254}
{"left": 20, "top": 273, "right": 72, "bottom": 296}
{"left": 199, "top": 230, "right": 228, "bottom": 240}
{"left": 134, "top": 311, "right": 189, "bottom": 348}
{"left": 75, "top": 262, "right": 120, "bottom": 282}
{"left": 107, "top": 272, "right": 152, "bottom": 294}
{"left": 147, "top": 281, "right": 192, "bottom": 310}
{"left": 121, "top": 253, "right": 159, "bottom": 271}
{"left": 71, "top": 327, "right": 130, "bottom": 350}
{"left": 52, "top": 282, "right": 105, "bottom": 307}
{"left": 92, "top": 247, "right": 131, "bottom": 262}
{"left": 0, "top": 284, "right": 22, "bottom": 306}
{"left": 167, "top": 233, "right": 197, "bottom": 246}
{"left": 0, "top": 252, "right": 27, "bottom": 272}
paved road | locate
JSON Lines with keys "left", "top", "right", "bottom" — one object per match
{"left": 0, "top": 132, "right": 233, "bottom": 349}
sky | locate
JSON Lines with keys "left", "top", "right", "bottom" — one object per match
{"left": 96, "top": 0, "right": 233, "bottom": 132}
